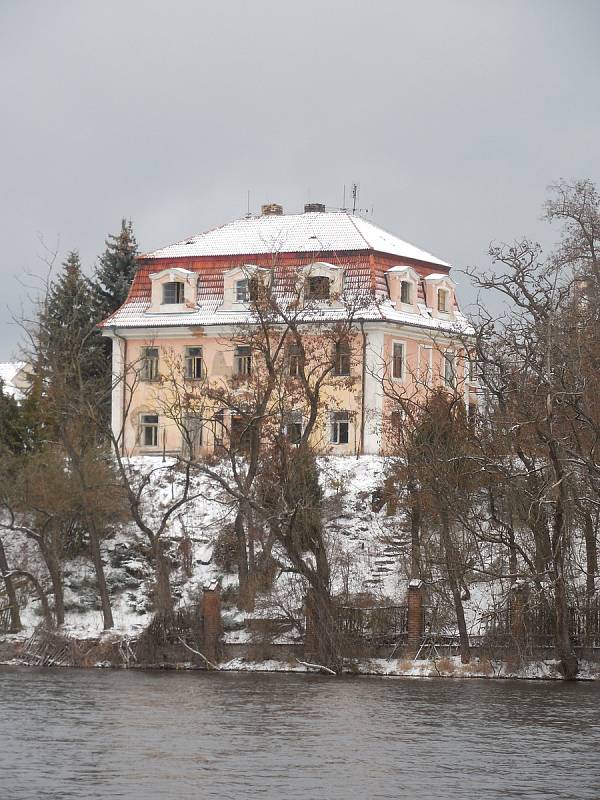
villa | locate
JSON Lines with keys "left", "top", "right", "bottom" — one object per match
{"left": 101, "top": 203, "right": 475, "bottom": 456}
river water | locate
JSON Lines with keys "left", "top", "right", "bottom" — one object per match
{"left": 1, "top": 667, "right": 599, "bottom": 800}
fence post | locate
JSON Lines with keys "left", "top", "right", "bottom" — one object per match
{"left": 202, "top": 582, "right": 223, "bottom": 665}
{"left": 407, "top": 579, "right": 424, "bottom": 656}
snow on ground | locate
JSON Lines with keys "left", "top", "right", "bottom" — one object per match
{"left": 0, "top": 455, "right": 525, "bottom": 660}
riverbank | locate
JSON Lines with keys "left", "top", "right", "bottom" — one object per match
{"left": 2, "top": 635, "right": 599, "bottom": 680}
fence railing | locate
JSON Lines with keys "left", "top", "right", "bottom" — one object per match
{"left": 335, "top": 604, "right": 408, "bottom": 646}
{"left": 483, "top": 595, "right": 600, "bottom": 651}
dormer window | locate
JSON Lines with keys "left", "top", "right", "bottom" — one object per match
{"left": 163, "top": 281, "right": 185, "bottom": 305}
{"left": 148, "top": 268, "right": 198, "bottom": 314}
{"left": 306, "top": 275, "right": 330, "bottom": 301}
{"left": 386, "top": 266, "right": 419, "bottom": 312}
{"left": 424, "top": 274, "right": 456, "bottom": 318}
{"left": 221, "top": 265, "right": 270, "bottom": 311}
{"left": 437, "top": 288, "right": 448, "bottom": 313}
{"left": 235, "top": 277, "right": 259, "bottom": 304}
{"left": 236, "top": 279, "right": 249, "bottom": 303}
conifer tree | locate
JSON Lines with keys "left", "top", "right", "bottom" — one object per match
{"left": 94, "top": 218, "right": 138, "bottom": 319}
{"left": 43, "top": 250, "right": 104, "bottom": 388}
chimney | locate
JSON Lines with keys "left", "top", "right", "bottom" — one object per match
{"left": 304, "top": 203, "right": 326, "bottom": 213}
{"left": 261, "top": 203, "right": 283, "bottom": 216}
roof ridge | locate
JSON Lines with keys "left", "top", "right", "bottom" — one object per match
{"left": 344, "top": 211, "right": 374, "bottom": 250}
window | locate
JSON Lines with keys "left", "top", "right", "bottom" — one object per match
{"left": 142, "top": 347, "right": 159, "bottom": 381}
{"left": 334, "top": 339, "right": 351, "bottom": 377}
{"left": 390, "top": 409, "right": 404, "bottom": 438}
{"left": 286, "top": 412, "right": 303, "bottom": 444}
{"left": 444, "top": 351, "right": 456, "bottom": 388}
{"left": 419, "top": 345, "right": 433, "bottom": 385}
{"left": 235, "top": 345, "right": 252, "bottom": 376}
{"left": 469, "top": 358, "right": 478, "bottom": 384}
{"left": 330, "top": 411, "right": 350, "bottom": 445}
{"left": 235, "top": 279, "right": 249, "bottom": 303}
{"left": 437, "top": 288, "right": 448, "bottom": 313}
{"left": 235, "top": 277, "right": 259, "bottom": 303}
{"left": 183, "top": 415, "right": 203, "bottom": 458}
{"left": 231, "top": 416, "right": 252, "bottom": 452}
{"left": 163, "top": 281, "right": 184, "bottom": 305}
{"left": 213, "top": 410, "right": 225, "bottom": 448}
{"left": 288, "top": 343, "right": 301, "bottom": 377}
{"left": 185, "top": 346, "right": 204, "bottom": 380}
{"left": 306, "top": 275, "right": 330, "bottom": 301}
{"left": 400, "top": 280, "right": 412, "bottom": 304}
{"left": 140, "top": 414, "right": 159, "bottom": 447}
{"left": 392, "top": 342, "right": 404, "bottom": 380}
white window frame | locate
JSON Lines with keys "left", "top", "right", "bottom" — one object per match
{"left": 419, "top": 345, "right": 433, "bottom": 386}
{"left": 142, "top": 347, "right": 159, "bottom": 381}
{"left": 235, "top": 345, "right": 252, "bottom": 376}
{"left": 444, "top": 350, "right": 456, "bottom": 388}
{"left": 333, "top": 339, "right": 351, "bottom": 377}
{"left": 392, "top": 341, "right": 405, "bottom": 381}
{"left": 185, "top": 346, "right": 204, "bottom": 380}
{"left": 330, "top": 411, "right": 350, "bottom": 445}
{"left": 163, "top": 281, "right": 185, "bottom": 305}
{"left": 183, "top": 414, "right": 203, "bottom": 458}
{"left": 400, "top": 280, "right": 412, "bottom": 305}
{"left": 285, "top": 411, "right": 303, "bottom": 445}
{"left": 288, "top": 343, "right": 301, "bottom": 377}
{"left": 235, "top": 278, "right": 249, "bottom": 304}
{"left": 437, "top": 288, "right": 449, "bottom": 313}
{"left": 140, "top": 413, "right": 159, "bottom": 448}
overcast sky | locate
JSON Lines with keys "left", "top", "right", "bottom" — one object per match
{"left": 1, "top": 0, "right": 598, "bottom": 359}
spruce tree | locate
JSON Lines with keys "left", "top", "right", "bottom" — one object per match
{"left": 94, "top": 218, "right": 138, "bottom": 319}
{"left": 44, "top": 250, "right": 104, "bottom": 387}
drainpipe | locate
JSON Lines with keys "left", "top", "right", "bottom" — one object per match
{"left": 359, "top": 320, "right": 367, "bottom": 457}
{"left": 109, "top": 326, "right": 128, "bottom": 456}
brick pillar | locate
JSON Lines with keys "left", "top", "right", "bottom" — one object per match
{"left": 202, "top": 584, "right": 223, "bottom": 666}
{"left": 406, "top": 579, "right": 424, "bottom": 656}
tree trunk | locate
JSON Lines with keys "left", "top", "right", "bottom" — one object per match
{"left": 582, "top": 510, "right": 598, "bottom": 658}
{"left": 234, "top": 510, "right": 253, "bottom": 611}
{"left": 151, "top": 536, "right": 174, "bottom": 615}
{"left": 0, "top": 537, "right": 22, "bottom": 632}
{"left": 440, "top": 510, "right": 470, "bottom": 664}
{"left": 41, "top": 542, "right": 65, "bottom": 626}
{"left": 305, "top": 583, "right": 342, "bottom": 673}
{"left": 12, "top": 569, "right": 53, "bottom": 626}
{"left": 547, "top": 443, "right": 578, "bottom": 679}
{"left": 87, "top": 522, "right": 114, "bottom": 630}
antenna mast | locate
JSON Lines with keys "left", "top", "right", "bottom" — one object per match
{"left": 351, "top": 183, "right": 359, "bottom": 214}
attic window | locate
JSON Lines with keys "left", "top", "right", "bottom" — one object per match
{"left": 163, "top": 281, "right": 184, "bottom": 304}
{"left": 235, "top": 277, "right": 259, "bottom": 303}
{"left": 437, "top": 288, "right": 448, "bottom": 313}
{"left": 400, "top": 281, "right": 412, "bottom": 304}
{"left": 306, "top": 275, "right": 330, "bottom": 301}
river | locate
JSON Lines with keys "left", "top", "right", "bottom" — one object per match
{"left": 1, "top": 666, "right": 599, "bottom": 799}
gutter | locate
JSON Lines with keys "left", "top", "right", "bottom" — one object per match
{"left": 108, "top": 326, "right": 128, "bottom": 457}
{"left": 359, "top": 320, "right": 367, "bottom": 457}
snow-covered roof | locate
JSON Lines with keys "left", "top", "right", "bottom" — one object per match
{"left": 142, "top": 210, "right": 450, "bottom": 267}
{"left": 102, "top": 297, "right": 472, "bottom": 336}
{"left": 0, "top": 361, "right": 26, "bottom": 400}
